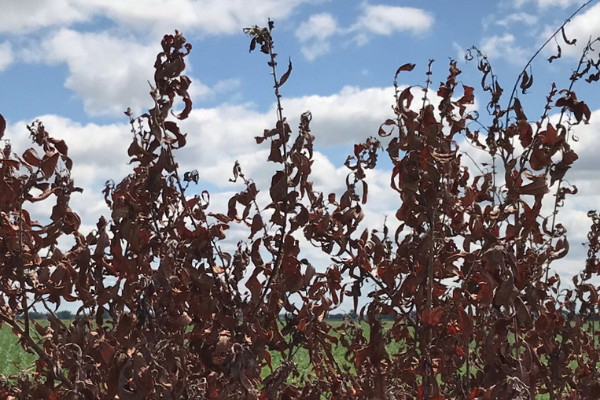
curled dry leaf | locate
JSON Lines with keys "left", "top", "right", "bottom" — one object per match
{"left": 2, "top": 13, "right": 600, "bottom": 400}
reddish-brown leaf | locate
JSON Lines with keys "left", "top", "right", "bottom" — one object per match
{"left": 0, "top": 113, "right": 5, "bottom": 140}
{"left": 395, "top": 63, "right": 415, "bottom": 74}
{"left": 174, "top": 312, "right": 192, "bottom": 327}
{"left": 514, "top": 297, "right": 532, "bottom": 327}
{"left": 0, "top": 159, "right": 19, "bottom": 168}
{"left": 164, "top": 120, "right": 187, "bottom": 147}
{"left": 561, "top": 26, "right": 576, "bottom": 45}
{"left": 574, "top": 100, "right": 591, "bottom": 123}
{"left": 553, "top": 237, "right": 569, "bottom": 259}
{"left": 548, "top": 44, "right": 561, "bottom": 63}
{"left": 361, "top": 180, "right": 368, "bottom": 204}
{"left": 541, "top": 123, "right": 562, "bottom": 146}
{"left": 249, "top": 214, "right": 264, "bottom": 239}
{"left": 530, "top": 146, "right": 551, "bottom": 171}
{"left": 49, "top": 137, "right": 68, "bottom": 155}
{"left": 246, "top": 273, "right": 262, "bottom": 301}
{"left": 127, "top": 140, "right": 144, "bottom": 158}
{"left": 468, "top": 388, "right": 480, "bottom": 400}
{"left": 378, "top": 119, "right": 396, "bottom": 137}
{"left": 41, "top": 152, "right": 60, "bottom": 179}
{"left": 457, "top": 85, "right": 474, "bottom": 106}
{"left": 22, "top": 148, "right": 41, "bottom": 167}
{"left": 578, "top": 283, "right": 598, "bottom": 304}
{"left": 98, "top": 341, "right": 115, "bottom": 365}
{"left": 458, "top": 307, "right": 473, "bottom": 339}
{"left": 493, "top": 276, "right": 515, "bottom": 308}
{"left": 520, "top": 70, "right": 534, "bottom": 94}
{"left": 422, "top": 306, "right": 444, "bottom": 326}
{"left": 278, "top": 58, "right": 292, "bottom": 87}
{"left": 269, "top": 170, "right": 287, "bottom": 203}
{"left": 397, "top": 87, "right": 414, "bottom": 111}
{"left": 517, "top": 120, "right": 532, "bottom": 148}
{"left": 174, "top": 97, "right": 192, "bottom": 120}
{"left": 520, "top": 171, "right": 548, "bottom": 197}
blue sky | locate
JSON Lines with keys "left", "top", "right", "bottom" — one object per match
{"left": 1, "top": 0, "right": 600, "bottom": 310}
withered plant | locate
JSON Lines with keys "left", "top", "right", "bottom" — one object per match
{"left": 1, "top": 5, "right": 600, "bottom": 399}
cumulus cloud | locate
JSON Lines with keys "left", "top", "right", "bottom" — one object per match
{"left": 170, "top": 85, "right": 395, "bottom": 197}
{"left": 294, "top": 5, "right": 434, "bottom": 59}
{"left": 351, "top": 5, "right": 434, "bottom": 45}
{"left": 298, "top": 39, "right": 332, "bottom": 62}
{"left": 479, "top": 33, "right": 529, "bottom": 65}
{"left": 0, "top": 0, "right": 310, "bottom": 36}
{"left": 296, "top": 13, "right": 338, "bottom": 60}
{"left": 19, "top": 29, "right": 220, "bottom": 118}
{"left": 209, "top": 78, "right": 241, "bottom": 95}
{"left": 4, "top": 115, "right": 131, "bottom": 227}
{"left": 0, "top": 81, "right": 403, "bottom": 260}
{"left": 0, "top": 0, "right": 90, "bottom": 34}
{"left": 537, "top": 0, "right": 582, "bottom": 7}
{"left": 2, "top": 0, "right": 599, "bottom": 305}
{"left": 0, "top": 41, "right": 13, "bottom": 72}
{"left": 564, "top": 110, "right": 600, "bottom": 182}
{"left": 495, "top": 12, "right": 538, "bottom": 27}
{"left": 0, "top": 1, "right": 317, "bottom": 108}
{"left": 556, "top": 3, "right": 600, "bottom": 58}
{"left": 514, "top": 0, "right": 581, "bottom": 7}
{"left": 21, "top": 29, "right": 160, "bottom": 117}
{"left": 83, "top": 0, "right": 312, "bottom": 36}
{"left": 285, "top": 86, "right": 395, "bottom": 145}
{"left": 5, "top": 90, "right": 600, "bottom": 304}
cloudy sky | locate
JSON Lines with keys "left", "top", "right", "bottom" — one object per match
{"left": 1, "top": 0, "right": 600, "bottom": 310}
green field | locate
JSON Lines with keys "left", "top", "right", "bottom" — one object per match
{"left": 0, "top": 320, "right": 596, "bottom": 399}
{"left": 0, "top": 320, "right": 362, "bottom": 378}
{"left": 0, "top": 324, "right": 38, "bottom": 377}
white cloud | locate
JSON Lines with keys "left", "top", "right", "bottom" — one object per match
{"left": 0, "top": 1, "right": 311, "bottom": 36}
{"left": 6, "top": 88, "right": 600, "bottom": 309}
{"left": 0, "top": 42, "right": 13, "bottom": 72}
{"left": 176, "top": 85, "right": 395, "bottom": 182}
{"left": 195, "top": 78, "right": 243, "bottom": 103}
{"left": 453, "top": 42, "right": 467, "bottom": 61}
{"left": 556, "top": 3, "right": 600, "bottom": 58}
{"left": 296, "top": 13, "right": 338, "bottom": 42}
{"left": 351, "top": 5, "right": 433, "bottom": 45}
{"left": 295, "top": 6, "right": 433, "bottom": 59}
{"left": 566, "top": 109, "right": 600, "bottom": 176}
{"left": 210, "top": 78, "right": 241, "bottom": 94}
{"left": 0, "top": 82, "right": 401, "bottom": 262}
{"left": 479, "top": 33, "right": 529, "bottom": 65}
{"left": 495, "top": 12, "right": 538, "bottom": 27}
{"left": 296, "top": 13, "right": 338, "bottom": 60}
{"left": 299, "top": 38, "right": 332, "bottom": 61}
{"left": 84, "top": 0, "right": 310, "bottom": 36}
{"left": 284, "top": 86, "right": 395, "bottom": 145}
{"left": 22, "top": 29, "right": 158, "bottom": 117}
{"left": 4, "top": 115, "right": 131, "bottom": 227}
{"left": 480, "top": 33, "right": 515, "bottom": 58}
{"left": 514, "top": 0, "right": 581, "bottom": 7}
{"left": 176, "top": 104, "right": 271, "bottom": 186}
{"left": 20, "top": 29, "right": 217, "bottom": 118}
{"left": 537, "top": 0, "right": 581, "bottom": 7}
{"left": 0, "top": 0, "right": 90, "bottom": 34}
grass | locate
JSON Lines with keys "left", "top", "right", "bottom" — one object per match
{"left": 0, "top": 323, "right": 38, "bottom": 377}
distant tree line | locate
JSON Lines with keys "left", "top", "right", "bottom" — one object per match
{"left": 17, "top": 310, "right": 74, "bottom": 320}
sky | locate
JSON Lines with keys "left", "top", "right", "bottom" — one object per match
{"left": 1, "top": 0, "right": 600, "bottom": 311}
